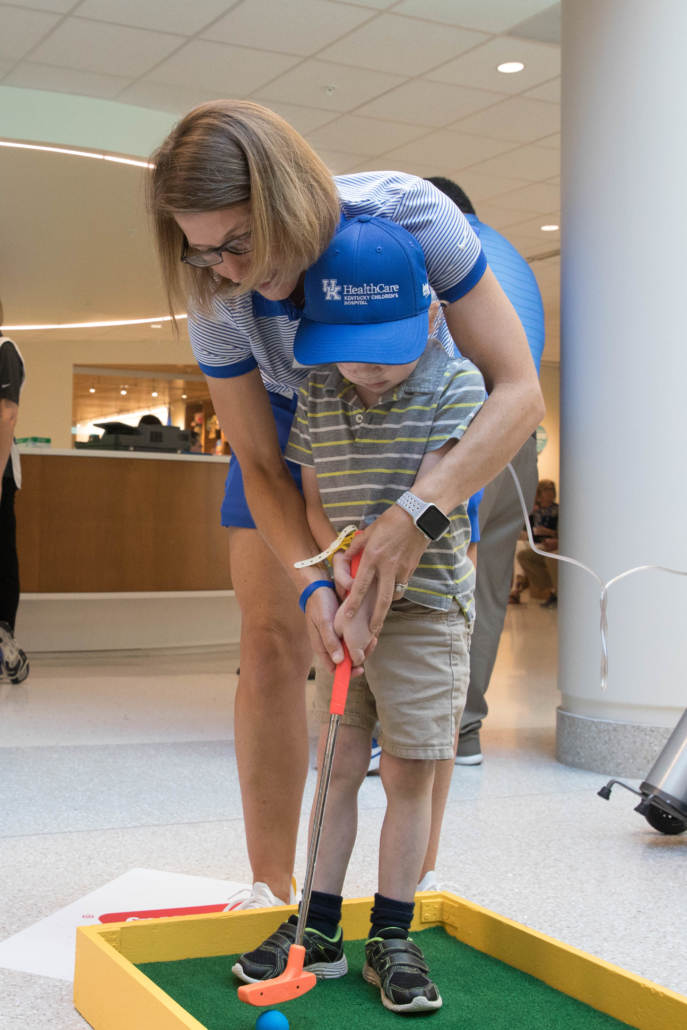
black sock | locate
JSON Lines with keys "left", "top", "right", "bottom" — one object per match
{"left": 300, "top": 890, "right": 342, "bottom": 939}
{"left": 369, "top": 892, "right": 415, "bottom": 938}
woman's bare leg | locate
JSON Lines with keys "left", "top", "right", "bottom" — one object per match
{"left": 230, "top": 527, "right": 313, "bottom": 904}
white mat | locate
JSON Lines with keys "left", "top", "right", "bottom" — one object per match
{"left": 0, "top": 868, "right": 250, "bottom": 981}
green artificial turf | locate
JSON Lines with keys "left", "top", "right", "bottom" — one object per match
{"left": 137, "top": 927, "right": 637, "bottom": 1030}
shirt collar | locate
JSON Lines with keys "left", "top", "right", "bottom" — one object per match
{"left": 321, "top": 339, "right": 449, "bottom": 401}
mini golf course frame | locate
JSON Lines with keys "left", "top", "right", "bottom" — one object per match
{"left": 73, "top": 890, "right": 686, "bottom": 1030}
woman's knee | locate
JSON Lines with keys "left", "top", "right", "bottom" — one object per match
{"left": 240, "top": 614, "right": 311, "bottom": 678}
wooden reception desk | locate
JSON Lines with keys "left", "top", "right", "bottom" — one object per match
{"left": 16, "top": 449, "right": 233, "bottom": 593}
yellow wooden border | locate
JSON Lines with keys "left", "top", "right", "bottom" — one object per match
{"left": 73, "top": 891, "right": 687, "bottom": 1030}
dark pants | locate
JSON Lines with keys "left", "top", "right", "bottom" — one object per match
{"left": 459, "top": 435, "right": 538, "bottom": 749}
{"left": 0, "top": 479, "right": 20, "bottom": 631}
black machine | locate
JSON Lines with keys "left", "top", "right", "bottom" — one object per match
{"left": 75, "top": 421, "right": 192, "bottom": 453}
{"left": 598, "top": 707, "right": 687, "bottom": 835}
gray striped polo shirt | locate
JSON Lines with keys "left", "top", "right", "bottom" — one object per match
{"left": 285, "top": 339, "right": 486, "bottom": 618}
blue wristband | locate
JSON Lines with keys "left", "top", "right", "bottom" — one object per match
{"left": 299, "top": 579, "right": 336, "bottom": 613}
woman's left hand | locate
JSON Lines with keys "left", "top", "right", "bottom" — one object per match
{"left": 335, "top": 505, "right": 428, "bottom": 636}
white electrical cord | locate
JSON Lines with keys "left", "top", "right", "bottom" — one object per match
{"left": 507, "top": 463, "right": 687, "bottom": 690}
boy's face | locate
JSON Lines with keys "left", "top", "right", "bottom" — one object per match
{"left": 336, "top": 358, "right": 420, "bottom": 396}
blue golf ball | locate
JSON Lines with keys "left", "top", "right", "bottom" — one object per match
{"left": 255, "top": 1011, "right": 289, "bottom": 1030}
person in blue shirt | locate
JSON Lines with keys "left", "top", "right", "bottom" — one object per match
{"left": 148, "top": 102, "right": 544, "bottom": 912}
{"left": 417, "top": 177, "right": 545, "bottom": 890}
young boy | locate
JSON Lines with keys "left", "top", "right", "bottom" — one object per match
{"left": 232, "top": 216, "right": 485, "bottom": 1013}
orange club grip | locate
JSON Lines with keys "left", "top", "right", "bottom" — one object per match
{"left": 329, "top": 547, "right": 362, "bottom": 716}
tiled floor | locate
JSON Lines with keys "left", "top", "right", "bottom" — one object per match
{"left": 1, "top": 601, "right": 686, "bottom": 1028}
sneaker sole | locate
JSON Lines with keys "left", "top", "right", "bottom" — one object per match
{"left": 362, "top": 962, "right": 442, "bottom": 1012}
{"left": 232, "top": 955, "right": 348, "bottom": 984}
{"left": 454, "top": 753, "right": 483, "bottom": 766}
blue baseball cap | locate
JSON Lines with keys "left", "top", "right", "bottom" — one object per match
{"left": 293, "top": 215, "right": 432, "bottom": 366}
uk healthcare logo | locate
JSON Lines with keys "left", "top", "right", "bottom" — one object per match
{"left": 322, "top": 279, "right": 341, "bottom": 301}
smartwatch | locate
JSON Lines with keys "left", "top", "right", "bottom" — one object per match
{"left": 395, "top": 491, "right": 451, "bottom": 541}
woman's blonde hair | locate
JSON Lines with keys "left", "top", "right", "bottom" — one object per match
{"left": 148, "top": 100, "right": 341, "bottom": 319}
{"left": 534, "top": 479, "right": 557, "bottom": 506}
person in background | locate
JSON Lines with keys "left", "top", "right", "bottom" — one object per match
{"left": 0, "top": 302, "right": 29, "bottom": 683}
{"left": 513, "top": 480, "right": 559, "bottom": 608}
{"left": 425, "top": 177, "right": 544, "bottom": 767}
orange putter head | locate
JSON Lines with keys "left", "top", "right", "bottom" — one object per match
{"left": 237, "top": 944, "right": 317, "bottom": 1007}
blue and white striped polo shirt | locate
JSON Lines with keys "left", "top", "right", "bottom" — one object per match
{"left": 188, "top": 172, "right": 486, "bottom": 399}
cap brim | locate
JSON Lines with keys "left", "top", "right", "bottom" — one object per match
{"left": 293, "top": 310, "right": 429, "bottom": 367}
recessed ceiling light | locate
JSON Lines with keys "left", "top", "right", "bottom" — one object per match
{"left": 89, "top": 388, "right": 95, "bottom": 393}
{"left": 151, "top": 324, "right": 162, "bottom": 329}
{"left": 121, "top": 390, "right": 127, "bottom": 395}
{"left": 182, "top": 394, "right": 187, "bottom": 399}
{"left": 152, "top": 391, "right": 158, "bottom": 397}
{"left": 497, "top": 62, "right": 524, "bottom": 73}
{"left": 541, "top": 224, "right": 559, "bottom": 231}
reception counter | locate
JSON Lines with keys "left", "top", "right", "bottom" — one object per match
{"left": 14, "top": 449, "right": 241, "bottom": 652}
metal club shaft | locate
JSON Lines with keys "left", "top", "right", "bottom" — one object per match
{"left": 295, "top": 713, "right": 341, "bottom": 946}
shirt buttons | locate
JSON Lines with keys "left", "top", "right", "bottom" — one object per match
{"left": 355, "top": 414, "right": 364, "bottom": 424}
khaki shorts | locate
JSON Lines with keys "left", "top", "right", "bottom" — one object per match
{"left": 314, "top": 599, "right": 471, "bottom": 761}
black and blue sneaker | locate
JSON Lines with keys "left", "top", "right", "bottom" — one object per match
{"left": 363, "top": 928, "right": 442, "bottom": 1012}
{"left": 232, "top": 914, "right": 347, "bottom": 983}
{"left": 0, "top": 622, "right": 29, "bottom": 684}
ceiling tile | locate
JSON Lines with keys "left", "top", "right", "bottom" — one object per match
{"left": 29, "top": 17, "right": 185, "bottom": 78}
{"left": 392, "top": 0, "right": 559, "bottom": 34}
{"left": 346, "top": 159, "right": 455, "bottom": 180}
{"left": 451, "top": 95, "right": 559, "bottom": 144}
{"left": 472, "top": 204, "right": 531, "bottom": 230}
{"left": 536, "top": 132, "right": 559, "bottom": 148}
{"left": 0, "top": 6, "right": 60, "bottom": 60}
{"left": 427, "top": 37, "right": 560, "bottom": 95}
{"left": 327, "top": 0, "right": 396, "bottom": 7}
{"left": 464, "top": 143, "right": 559, "bottom": 180}
{"left": 522, "top": 76, "right": 560, "bottom": 102}
{"left": 447, "top": 172, "right": 532, "bottom": 203}
{"left": 2, "top": 0, "right": 76, "bottom": 11}
{"left": 382, "top": 130, "right": 514, "bottom": 169}
{"left": 491, "top": 181, "right": 559, "bottom": 213}
{"left": 503, "top": 232, "right": 555, "bottom": 258}
{"left": 308, "top": 115, "right": 427, "bottom": 157}
{"left": 355, "top": 79, "right": 505, "bottom": 128}
{"left": 318, "top": 14, "right": 488, "bottom": 77}
{"left": 253, "top": 59, "right": 406, "bottom": 113}
{"left": 0, "top": 56, "right": 17, "bottom": 78}
{"left": 76, "top": 0, "right": 234, "bottom": 36}
{"left": 508, "top": 2, "right": 561, "bottom": 44}
{"left": 146, "top": 40, "right": 300, "bottom": 94}
{"left": 4, "top": 60, "right": 130, "bottom": 98}
{"left": 116, "top": 80, "right": 223, "bottom": 114}
{"left": 507, "top": 213, "right": 560, "bottom": 239}
{"left": 259, "top": 100, "right": 338, "bottom": 135}
{"left": 202, "top": 0, "right": 373, "bottom": 57}
{"left": 312, "top": 146, "right": 369, "bottom": 174}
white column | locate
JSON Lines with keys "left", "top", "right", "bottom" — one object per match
{"left": 558, "top": 0, "right": 687, "bottom": 775}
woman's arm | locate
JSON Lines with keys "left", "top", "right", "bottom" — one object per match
{"left": 205, "top": 368, "right": 345, "bottom": 671}
{"left": 344, "top": 267, "right": 545, "bottom": 633}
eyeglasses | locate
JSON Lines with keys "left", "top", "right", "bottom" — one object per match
{"left": 180, "top": 232, "right": 252, "bottom": 268}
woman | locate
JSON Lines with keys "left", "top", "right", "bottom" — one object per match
{"left": 148, "top": 101, "right": 544, "bottom": 909}
{"left": 515, "top": 479, "right": 559, "bottom": 608}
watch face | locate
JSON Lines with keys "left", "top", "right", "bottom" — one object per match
{"left": 417, "top": 504, "right": 451, "bottom": 541}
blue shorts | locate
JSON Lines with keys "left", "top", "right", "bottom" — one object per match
{"left": 221, "top": 390, "right": 303, "bottom": 529}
